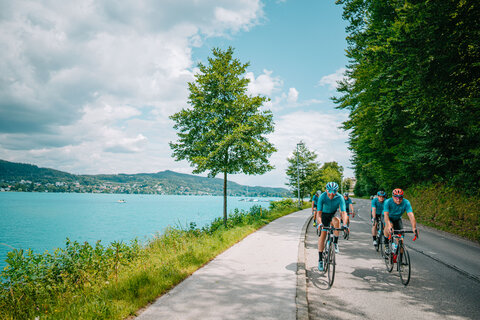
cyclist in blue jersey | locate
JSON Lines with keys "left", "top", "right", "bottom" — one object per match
{"left": 383, "top": 188, "right": 419, "bottom": 254}
{"left": 371, "top": 191, "right": 386, "bottom": 247}
{"left": 343, "top": 192, "right": 355, "bottom": 227}
{"left": 316, "top": 182, "right": 347, "bottom": 271}
{"left": 312, "top": 191, "right": 320, "bottom": 227}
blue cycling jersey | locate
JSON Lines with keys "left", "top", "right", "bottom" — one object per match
{"left": 383, "top": 198, "right": 413, "bottom": 220}
{"left": 371, "top": 197, "right": 385, "bottom": 215}
{"left": 312, "top": 194, "right": 319, "bottom": 206}
{"left": 317, "top": 192, "right": 346, "bottom": 213}
{"left": 344, "top": 197, "right": 352, "bottom": 212}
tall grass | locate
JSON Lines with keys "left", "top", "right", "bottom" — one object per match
{"left": 407, "top": 183, "right": 480, "bottom": 243}
{"left": 0, "top": 199, "right": 307, "bottom": 319}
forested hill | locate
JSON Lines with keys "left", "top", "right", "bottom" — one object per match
{"left": 0, "top": 159, "right": 289, "bottom": 196}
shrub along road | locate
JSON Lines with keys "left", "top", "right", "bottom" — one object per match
{"left": 305, "top": 198, "right": 480, "bottom": 320}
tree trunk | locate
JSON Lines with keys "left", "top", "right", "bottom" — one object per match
{"left": 223, "top": 171, "right": 227, "bottom": 226}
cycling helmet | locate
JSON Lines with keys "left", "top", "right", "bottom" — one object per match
{"left": 377, "top": 191, "right": 386, "bottom": 197}
{"left": 325, "top": 182, "right": 339, "bottom": 193}
{"left": 344, "top": 192, "right": 349, "bottom": 197}
{"left": 392, "top": 188, "right": 404, "bottom": 197}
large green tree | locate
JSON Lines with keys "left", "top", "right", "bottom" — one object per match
{"left": 169, "top": 47, "right": 276, "bottom": 225}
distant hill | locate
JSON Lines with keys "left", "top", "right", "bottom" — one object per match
{"left": 0, "top": 159, "right": 289, "bottom": 197}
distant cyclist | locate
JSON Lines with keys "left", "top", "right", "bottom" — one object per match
{"left": 371, "top": 191, "right": 386, "bottom": 247}
{"left": 316, "top": 182, "right": 347, "bottom": 271}
{"left": 312, "top": 190, "right": 320, "bottom": 227}
{"left": 343, "top": 192, "right": 354, "bottom": 227}
{"left": 383, "top": 188, "right": 419, "bottom": 254}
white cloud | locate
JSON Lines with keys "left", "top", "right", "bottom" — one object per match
{"left": 287, "top": 87, "right": 298, "bottom": 103}
{"left": 246, "top": 69, "right": 283, "bottom": 96}
{"left": 230, "top": 110, "right": 353, "bottom": 187}
{"left": 317, "top": 67, "right": 347, "bottom": 90}
{"left": 0, "top": 0, "right": 265, "bottom": 175}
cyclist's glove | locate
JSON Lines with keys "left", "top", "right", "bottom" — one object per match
{"left": 371, "top": 217, "right": 374, "bottom": 224}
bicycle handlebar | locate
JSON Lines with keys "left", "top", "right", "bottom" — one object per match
{"left": 389, "top": 229, "right": 417, "bottom": 241}
{"left": 321, "top": 226, "right": 347, "bottom": 232}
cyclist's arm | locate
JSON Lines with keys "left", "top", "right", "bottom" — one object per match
{"left": 349, "top": 204, "right": 355, "bottom": 217}
{"left": 407, "top": 211, "right": 417, "bottom": 233}
{"left": 341, "top": 211, "right": 348, "bottom": 227}
{"left": 384, "top": 211, "right": 391, "bottom": 230}
{"left": 372, "top": 207, "right": 376, "bottom": 219}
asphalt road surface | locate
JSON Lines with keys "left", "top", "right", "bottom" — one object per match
{"left": 305, "top": 198, "right": 480, "bottom": 320}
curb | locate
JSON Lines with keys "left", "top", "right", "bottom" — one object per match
{"left": 296, "top": 213, "right": 312, "bottom": 320}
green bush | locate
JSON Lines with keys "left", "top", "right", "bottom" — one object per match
{"left": 407, "top": 183, "right": 480, "bottom": 242}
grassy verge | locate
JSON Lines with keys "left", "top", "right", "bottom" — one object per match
{"left": 0, "top": 199, "right": 309, "bottom": 320}
{"left": 407, "top": 183, "right": 480, "bottom": 243}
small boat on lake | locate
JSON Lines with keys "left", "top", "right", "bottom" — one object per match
{"left": 117, "top": 199, "right": 126, "bottom": 203}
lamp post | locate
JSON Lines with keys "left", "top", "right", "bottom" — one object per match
{"left": 296, "top": 142, "right": 303, "bottom": 209}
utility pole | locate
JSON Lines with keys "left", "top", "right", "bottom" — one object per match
{"left": 296, "top": 142, "right": 303, "bottom": 209}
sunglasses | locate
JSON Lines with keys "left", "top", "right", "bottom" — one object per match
{"left": 393, "top": 195, "right": 403, "bottom": 199}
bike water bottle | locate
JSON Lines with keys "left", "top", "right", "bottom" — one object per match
{"left": 391, "top": 241, "right": 397, "bottom": 253}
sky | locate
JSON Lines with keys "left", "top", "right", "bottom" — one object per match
{"left": 0, "top": 0, "right": 352, "bottom": 188}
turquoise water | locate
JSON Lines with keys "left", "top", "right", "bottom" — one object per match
{"left": 0, "top": 192, "right": 277, "bottom": 268}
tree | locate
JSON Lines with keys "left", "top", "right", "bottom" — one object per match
{"left": 335, "top": 0, "right": 480, "bottom": 193}
{"left": 285, "top": 142, "right": 321, "bottom": 202}
{"left": 169, "top": 47, "right": 276, "bottom": 225}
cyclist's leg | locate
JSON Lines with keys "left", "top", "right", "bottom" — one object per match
{"left": 318, "top": 212, "right": 333, "bottom": 252}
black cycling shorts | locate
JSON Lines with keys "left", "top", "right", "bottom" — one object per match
{"left": 320, "top": 212, "right": 337, "bottom": 227}
{"left": 387, "top": 218, "right": 403, "bottom": 232}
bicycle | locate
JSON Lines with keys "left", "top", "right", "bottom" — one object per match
{"left": 384, "top": 229, "right": 417, "bottom": 285}
{"left": 320, "top": 224, "right": 346, "bottom": 287}
{"left": 342, "top": 217, "right": 350, "bottom": 240}
{"left": 373, "top": 216, "right": 384, "bottom": 256}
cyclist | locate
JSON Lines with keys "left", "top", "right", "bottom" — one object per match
{"left": 312, "top": 190, "right": 320, "bottom": 227}
{"left": 316, "top": 182, "right": 347, "bottom": 271}
{"left": 383, "top": 188, "right": 419, "bottom": 254}
{"left": 343, "top": 192, "right": 355, "bottom": 227}
{"left": 371, "top": 191, "right": 386, "bottom": 247}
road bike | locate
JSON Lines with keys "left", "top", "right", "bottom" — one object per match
{"left": 384, "top": 229, "right": 417, "bottom": 286}
{"left": 320, "top": 225, "right": 346, "bottom": 287}
{"left": 374, "top": 216, "right": 384, "bottom": 256}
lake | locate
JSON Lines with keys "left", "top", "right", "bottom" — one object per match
{"left": 0, "top": 192, "right": 279, "bottom": 268}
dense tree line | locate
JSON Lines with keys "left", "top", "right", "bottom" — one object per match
{"left": 334, "top": 0, "right": 480, "bottom": 196}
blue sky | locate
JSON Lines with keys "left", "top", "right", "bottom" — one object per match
{"left": 0, "top": 0, "right": 352, "bottom": 188}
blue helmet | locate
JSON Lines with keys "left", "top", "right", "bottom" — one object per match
{"left": 377, "top": 191, "right": 386, "bottom": 197}
{"left": 325, "top": 182, "right": 339, "bottom": 193}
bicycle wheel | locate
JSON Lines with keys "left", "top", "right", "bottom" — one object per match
{"left": 379, "top": 235, "right": 384, "bottom": 257}
{"left": 384, "top": 241, "right": 394, "bottom": 272}
{"left": 327, "top": 241, "right": 336, "bottom": 287}
{"left": 398, "top": 245, "right": 411, "bottom": 285}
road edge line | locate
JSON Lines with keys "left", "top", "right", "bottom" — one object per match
{"left": 407, "top": 245, "right": 480, "bottom": 283}
{"left": 296, "top": 212, "right": 312, "bottom": 320}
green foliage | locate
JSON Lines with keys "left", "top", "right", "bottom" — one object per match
{"left": 335, "top": 0, "right": 480, "bottom": 194}
{"left": 285, "top": 142, "right": 344, "bottom": 199}
{"left": 0, "top": 200, "right": 300, "bottom": 319}
{"left": 169, "top": 47, "right": 277, "bottom": 223}
{"left": 407, "top": 183, "right": 480, "bottom": 242}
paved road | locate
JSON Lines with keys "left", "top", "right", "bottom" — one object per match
{"left": 136, "top": 209, "right": 311, "bottom": 320}
{"left": 305, "top": 198, "right": 480, "bottom": 320}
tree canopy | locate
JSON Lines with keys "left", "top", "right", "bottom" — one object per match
{"left": 285, "top": 142, "right": 344, "bottom": 200}
{"left": 335, "top": 0, "right": 480, "bottom": 195}
{"left": 169, "top": 47, "right": 276, "bottom": 223}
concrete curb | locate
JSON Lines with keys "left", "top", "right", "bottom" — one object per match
{"left": 296, "top": 213, "right": 312, "bottom": 320}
